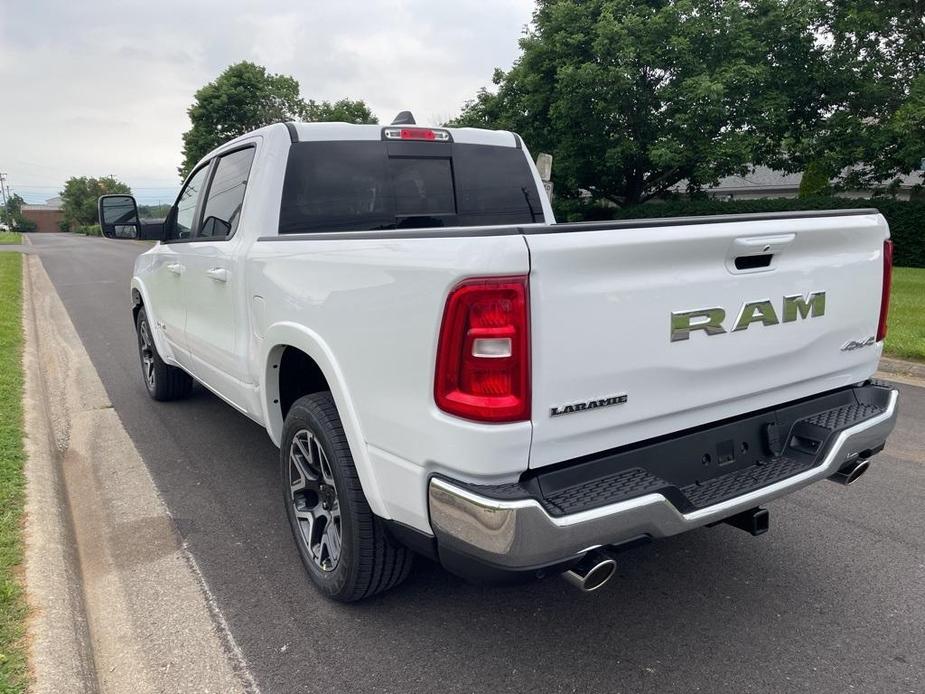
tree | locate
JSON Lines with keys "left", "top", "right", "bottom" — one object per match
{"left": 304, "top": 98, "right": 378, "bottom": 125}
{"left": 179, "top": 62, "right": 377, "bottom": 178}
{"left": 1, "top": 193, "right": 25, "bottom": 228}
{"left": 180, "top": 62, "right": 306, "bottom": 178}
{"left": 1, "top": 193, "right": 38, "bottom": 231}
{"left": 752, "top": 0, "right": 925, "bottom": 190}
{"left": 798, "top": 160, "right": 832, "bottom": 198}
{"left": 60, "top": 176, "right": 132, "bottom": 227}
{"left": 451, "top": 0, "right": 823, "bottom": 206}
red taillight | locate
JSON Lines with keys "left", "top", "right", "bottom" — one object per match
{"left": 435, "top": 276, "right": 530, "bottom": 423}
{"left": 877, "top": 239, "right": 893, "bottom": 342}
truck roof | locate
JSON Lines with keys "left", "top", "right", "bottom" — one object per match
{"left": 288, "top": 122, "right": 521, "bottom": 148}
{"left": 209, "top": 121, "right": 521, "bottom": 160}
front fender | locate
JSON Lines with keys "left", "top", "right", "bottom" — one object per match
{"left": 129, "top": 277, "right": 178, "bottom": 365}
{"left": 260, "top": 322, "right": 388, "bottom": 520}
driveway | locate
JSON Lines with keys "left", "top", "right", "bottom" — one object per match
{"left": 27, "top": 232, "right": 925, "bottom": 693}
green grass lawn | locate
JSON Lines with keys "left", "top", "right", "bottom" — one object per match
{"left": 885, "top": 267, "right": 925, "bottom": 362}
{"left": 0, "top": 253, "right": 26, "bottom": 692}
{"left": 0, "top": 232, "right": 22, "bottom": 246}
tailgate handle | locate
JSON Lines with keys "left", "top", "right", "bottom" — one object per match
{"left": 735, "top": 254, "right": 773, "bottom": 270}
{"left": 731, "top": 234, "right": 795, "bottom": 254}
{"left": 728, "top": 234, "right": 795, "bottom": 274}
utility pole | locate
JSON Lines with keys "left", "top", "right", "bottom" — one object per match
{"left": 0, "top": 173, "right": 8, "bottom": 225}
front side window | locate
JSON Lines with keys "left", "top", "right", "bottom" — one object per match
{"left": 171, "top": 165, "right": 209, "bottom": 240}
{"left": 199, "top": 147, "right": 256, "bottom": 239}
{"left": 278, "top": 141, "right": 541, "bottom": 234}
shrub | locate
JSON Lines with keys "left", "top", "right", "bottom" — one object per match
{"left": 77, "top": 224, "right": 101, "bottom": 237}
{"left": 58, "top": 220, "right": 71, "bottom": 233}
{"left": 553, "top": 197, "right": 925, "bottom": 268}
{"left": 798, "top": 161, "right": 832, "bottom": 198}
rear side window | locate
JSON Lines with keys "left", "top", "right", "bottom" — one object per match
{"left": 199, "top": 147, "right": 256, "bottom": 239}
{"left": 278, "top": 140, "right": 541, "bottom": 234}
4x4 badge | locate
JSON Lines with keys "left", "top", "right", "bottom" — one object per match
{"left": 841, "top": 336, "right": 876, "bottom": 351}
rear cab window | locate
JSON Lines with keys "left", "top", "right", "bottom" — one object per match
{"left": 278, "top": 138, "right": 543, "bottom": 234}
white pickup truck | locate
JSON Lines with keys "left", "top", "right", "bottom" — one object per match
{"left": 99, "top": 117, "right": 898, "bottom": 601}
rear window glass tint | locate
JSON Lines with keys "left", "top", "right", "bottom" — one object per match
{"left": 279, "top": 140, "right": 541, "bottom": 234}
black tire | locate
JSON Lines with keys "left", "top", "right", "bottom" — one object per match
{"left": 135, "top": 307, "right": 193, "bottom": 401}
{"left": 281, "top": 392, "right": 413, "bottom": 602}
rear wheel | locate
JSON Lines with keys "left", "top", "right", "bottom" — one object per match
{"left": 135, "top": 307, "right": 193, "bottom": 401}
{"left": 281, "top": 392, "right": 412, "bottom": 601}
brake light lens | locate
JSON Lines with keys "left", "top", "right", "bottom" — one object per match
{"left": 435, "top": 277, "right": 530, "bottom": 423}
{"left": 877, "top": 239, "right": 893, "bottom": 342}
{"left": 383, "top": 127, "right": 451, "bottom": 142}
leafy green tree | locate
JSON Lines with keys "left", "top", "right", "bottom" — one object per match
{"left": 304, "top": 98, "right": 378, "bottom": 125}
{"left": 60, "top": 176, "right": 132, "bottom": 227}
{"left": 766, "top": 0, "right": 925, "bottom": 190}
{"left": 451, "top": 0, "right": 822, "bottom": 205}
{"left": 1, "top": 193, "right": 39, "bottom": 231}
{"left": 180, "top": 62, "right": 306, "bottom": 178}
{"left": 179, "top": 62, "right": 377, "bottom": 178}
{"left": 1, "top": 193, "right": 26, "bottom": 227}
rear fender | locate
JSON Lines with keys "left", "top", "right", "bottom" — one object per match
{"left": 261, "top": 322, "right": 388, "bottom": 519}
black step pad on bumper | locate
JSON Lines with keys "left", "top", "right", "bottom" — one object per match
{"left": 457, "top": 382, "right": 892, "bottom": 517}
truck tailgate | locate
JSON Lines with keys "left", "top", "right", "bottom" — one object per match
{"left": 525, "top": 211, "right": 889, "bottom": 469}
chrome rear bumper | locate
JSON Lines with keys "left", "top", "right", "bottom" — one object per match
{"left": 428, "top": 388, "right": 898, "bottom": 570}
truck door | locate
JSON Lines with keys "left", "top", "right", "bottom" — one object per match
{"left": 146, "top": 164, "right": 211, "bottom": 369}
{"left": 181, "top": 145, "right": 257, "bottom": 412}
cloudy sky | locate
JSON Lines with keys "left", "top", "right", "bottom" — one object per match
{"left": 0, "top": 0, "right": 533, "bottom": 204}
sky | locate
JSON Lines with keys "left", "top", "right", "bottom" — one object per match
{"left": 0, "top": 0, "right": 534, "bottom": 205}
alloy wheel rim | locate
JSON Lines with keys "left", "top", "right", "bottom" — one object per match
{"left": 139, "top": 320, "right": 156, "bottom": 390}
{"left": 289, "top": 428, "right": 342, "bottom": 572}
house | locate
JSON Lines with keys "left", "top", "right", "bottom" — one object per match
{"left": 21, "top": 197, "right": 66, "bottom": 233}
{"left": 671, "top": 166, "right": 923, "bottom": 201}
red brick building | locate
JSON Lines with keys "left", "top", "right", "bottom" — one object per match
{"left": 21, "top": 196, "right": 66, "bottom": 233}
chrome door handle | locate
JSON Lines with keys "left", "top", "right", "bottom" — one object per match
{"left": 206, "top": 267, "right": 228, "bottom": 283}
{"left": 167, "top": 263, "right": 184, "bottom": 275}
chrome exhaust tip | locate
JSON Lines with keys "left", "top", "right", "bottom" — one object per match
{"left": 829, "top": 458, "right": 870, "bottom": 486}
{"left": 562, "top": 552, "right": 617, "bottom": 592}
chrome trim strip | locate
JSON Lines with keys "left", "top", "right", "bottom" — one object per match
{"left": 428, "top": 389, "right": 898, "bottom": 569}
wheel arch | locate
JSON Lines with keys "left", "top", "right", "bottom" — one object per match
{"left": 129, "top": 278, "right": 172, "bottom": 359}
{"left": 261, "top": 322, "right": 388, "bottom": 519}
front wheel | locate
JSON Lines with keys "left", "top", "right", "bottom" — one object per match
{"left": 135, "top": 307, "right": 193, "bottom": 401}
{"left": 281, "top": 392, "right": 412, "bottom": 601}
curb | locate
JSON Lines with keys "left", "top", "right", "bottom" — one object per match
{"left": 21, "top": 249, "right": 97, "bottom": 693}
{"left": 878, "top": 356, "right": 925, "bottom": 382}
{"left": 21, "top": 254, "right": 254, "bottom": 693}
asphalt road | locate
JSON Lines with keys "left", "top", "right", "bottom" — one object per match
{"left": 29, "top": 233, "right": 925, "bottom": 694}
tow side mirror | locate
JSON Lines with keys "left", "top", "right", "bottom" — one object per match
{"left": 98, "top": 194, "right": 166, "bottom": 241}
{"left": 98, "top": 195, "right": 141, "bottom": 239}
